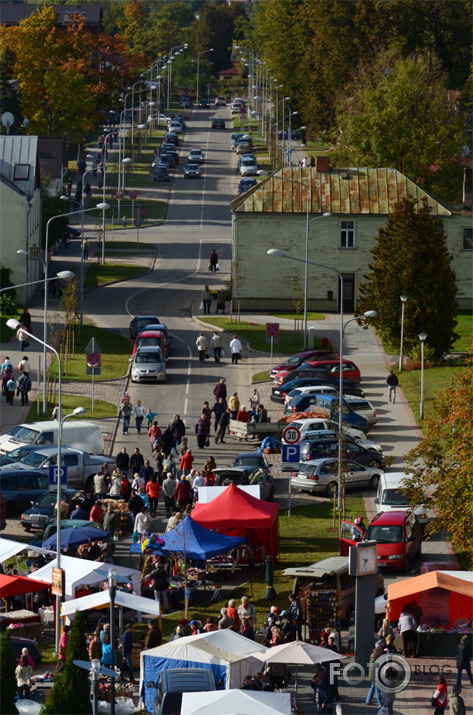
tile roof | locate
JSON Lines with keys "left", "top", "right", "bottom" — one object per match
{"left": 231, "top": 166, "right": 452, "bottom": 216}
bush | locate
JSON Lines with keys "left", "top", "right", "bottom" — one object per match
{"left": 0, "top": 630, "right": 19, "bottom": 714}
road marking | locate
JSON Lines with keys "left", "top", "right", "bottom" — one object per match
{"left": 200, "top": 128, "right": 212, "bottom": 228}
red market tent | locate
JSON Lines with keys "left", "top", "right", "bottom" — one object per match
{"left": 0, "top": 574, "right": 50, "bottom": 599}
{"left": 192, "top": 483, "right": 279, "bottom": 558}
{"left": 387, "top": 571, "right": 473, "bottom": 627}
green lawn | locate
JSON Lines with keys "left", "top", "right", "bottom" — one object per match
{"left": 84, "top": 262, "right": 148, "bottom": 288}
{"left": 396, "top": 365, "right": 464, "bottom": 423}
{"left": 199, "top": 317, "right": 333, "bottom": 355}
{"left": 0, "top": 306, "right": 22, "bottom": 343}
{"left": 252, "top": 370, "right": 271, "bottom": 382}
{"left": 158, "top": 498, "right": 367, "bottom": 642}
{"left": 454, "top": 312, "right": 473, "bottom": 351}
{"left": 268, "top": 312, "right": 325, "bottom": 321}
{"left": 25, "top": 393, "right": 116, "bottom": 421}
{"left": 48, "top": 324, "right": 131, "bottom": 382}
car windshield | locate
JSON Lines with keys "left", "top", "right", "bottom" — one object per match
{"left": 7, "top": 426, "right": 39, "bottom": 444}
{"left": 366, "top": 525, "right": 404, "bottom": 543}
{"left": 137, "top": 338, "right": 159, "bottom": 348}
{"left": 234, "top": 456, "right": 263, "bottom": 468}
{"left": 137, "top": 318, "right": 156, "bottom": 329}
{"left": 284, "top": 356, "right": 302, "bottom": 367}
{"left": 299, "top": 463, "right": 317, "bottom": 476}
{"left": 381, "top": 489, "right": 408, "bottom": 506}
{"left": 33, "top": 493, "right": 57, "bottom": 508}
{"left": 187, "top": 164, "right": 199, "bottom": 169}
{"left": 21, "top": 452, "right": 46, "bottom": 467}
{"left": 135, "top": 353, "right": 161, "bottom": 364}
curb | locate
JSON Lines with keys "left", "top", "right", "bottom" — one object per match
{"left": 83, "top": 253, "right": 158, "bottom": 294}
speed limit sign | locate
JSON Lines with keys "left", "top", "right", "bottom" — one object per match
{"left": 282, "top": 426, "right": 301, "bottom": 444}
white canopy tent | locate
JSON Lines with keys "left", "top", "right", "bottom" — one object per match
{"left": 0, "top": 537, "right": 55, "bottom": 563}
{"left": 181, "top": 689, "right": 292, "bottom": 715}
{"left": 61, "top": 589, "right": 160, "bottom": 617}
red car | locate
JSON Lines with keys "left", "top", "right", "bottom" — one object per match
{"left": 270, "top": 350, "right": 338, "bottom": 381}
{"left": 298, "top": 359, "right": 361, "bottom": 384}
{"left": 340, "top": 511, "right": 423, "bottom": 572}
{"left": 132, "top": 330, "right": 169, "bottom": 360}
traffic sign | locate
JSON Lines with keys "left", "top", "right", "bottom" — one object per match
{"left": 282, "top": 444, "right": 300, "bottom": 463}
{"left": 86, "top": 352, "right": 101, "bottom": 368}
{"left": 84, "top": 338, "right": 102, "bottom": 355}
{"left": 129, "top": 191, "right": 138, "bottom": 200}
{"left": 49, "top": 465, "right": 67, "bottom": 492}
{"left": 86, "top": 366, "right": 101, "bottom": 375}
{"left": 266, "top": 323, "right": 280, "bottom": 337}
{"left": 282, "top": 425, "right": 301, "bottom": 444}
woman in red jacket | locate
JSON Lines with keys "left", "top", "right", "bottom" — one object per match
{"left": 146, "top": 474, "right": 161, "bottom": 518}
{"left": 175, "top": 476, "right": 192, "bottom": 509}
{"left": 179, "top": 449, "right": 194, "bottom": 474}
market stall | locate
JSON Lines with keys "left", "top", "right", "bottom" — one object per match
{"left": 192, "top": 483, "right": 279, "bottom": 558}
{"left": 387, "top": 570, "right": 473, "bottom": 656}
{"left": 181, "top": 689, "right": 291, "bottom": 715}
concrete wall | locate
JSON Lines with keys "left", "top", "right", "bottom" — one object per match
{"left": 232, "top": 212, "right": 473, "bottom": 312}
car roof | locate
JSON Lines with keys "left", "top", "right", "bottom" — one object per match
{"left": 380, "top": 472, "right": 409, "bottom": 487}
{"left": 133, "top": 315, "right": 159, "bottom": 321}
{"left": 370, "top": 511, "right": 410, "bottom": 525}
{"left": 234, "top": 452, "right": 264, "bottom": 460}
{"left": 0, "top": 469, "right": 46, "bottom": 479}
{"left": 136, "top": 346, "right": 163, "bottom": 354}
{"left": 283, "top": 556, "right": 348, "bottom": 578}
{"left": 136, "top": 330, "right": 163, "bottom": 338}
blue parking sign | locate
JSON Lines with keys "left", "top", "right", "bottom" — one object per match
{"left": 49, "top": 465, "right": 68, "bottom": 492}
{"left": 282, "top": 444, "right": 300, "bottom": 463}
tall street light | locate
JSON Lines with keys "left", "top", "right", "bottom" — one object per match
{"left": 259, "top": 170, "right": 331, "bottom": 348}
{"left": 419, "top": 333, "right": 427, "bottom": 419}
{"left": 268, "top": 248, "right": 377, "bottom": 509}
{"left": 196, "top": 48, "right": 213, "bottom": 103}
{"left": 6, "top": 318, "right": 85, "bottom": 653}
{"left": 399, "top": 295, "right": 408, "bottom": 371}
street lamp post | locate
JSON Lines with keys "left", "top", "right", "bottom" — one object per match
{"left": 196, "top": 48, "right": 213, "bottom": 104}
{"left": 108, "top": 568, "right": 117, "bottom": 715}
{"left": 399, "top": 295, "right": 408, "bottom": 371}
{"left": 5, "top": 318, "right": 85, "bottom": 653}
{"left": 419, "top": 333, "right": 427, "bottom": 419}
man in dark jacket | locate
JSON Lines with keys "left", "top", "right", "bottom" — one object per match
{"left": 149, "top": 556, "right": 170, "bottom": 612}
{"left": 213, "top": 378, "right": 227, "bottom": 402}
{"left": 456, "top": 635, "right": 473, "bottom": 686}
{"left": 120, "top": 624, "right": 135, "bottom": 682}
{"left": 169, "top": 414, "right": 186, "bottom": 448}
{"left": 116, "top": 448, "right": 129, "bottom": 473}
{"left": 386, "top": 369, "right": 399, "bottom": 403}
{"left": 128, "top": 490, "right": 145, "bottom": 526}
{"left": 215, "top": 408, "right": 231, "bottom": 444}
{"left": 144, "top": 621, "right": 162, "bottom": 649}
{"left": 130, "top": 447, "right": 144, "bottom": 474}
{"left": 211, "top": 397, "right": 226, "bottom": 432}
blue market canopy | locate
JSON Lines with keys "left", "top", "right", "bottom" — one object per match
{"left": 130, "top": 516, "right": 246, "bottom": 560}
{"left": 43, "top": 525, "right": 110, "bottom": 549}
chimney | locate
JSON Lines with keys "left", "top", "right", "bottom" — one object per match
{"left": 315, "top": 156, "right": 330, "bottom": 173}
{"left": 463, "top": 166, "right": 473, "bottom": 209}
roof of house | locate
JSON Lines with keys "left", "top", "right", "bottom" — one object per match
{"left": 0, "top": 4, "right": 102, "bottom": 27}
{"left": 218, "top": 67, "right": 240, "bottom": 77}
{"left": 37, "top": 136, "right": 67, "bottom": 179}
{"left": 0, "top": 135, "right": 40, "bottom": 198}
{"left": 231, "top": 166, "right": 452, "bottom": 217}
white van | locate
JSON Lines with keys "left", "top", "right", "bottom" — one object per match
{"left": 374, "top": 472, "right": 428, "bottom": 527}
{"left": 0, "top": 421, "right": 104, "bottom": 455}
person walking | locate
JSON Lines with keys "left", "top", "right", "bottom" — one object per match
{"left": 128, "top": 490, "right": 144, "bottom": 526}
{"left": 209, "top": 249, "right": 218, "bottom": 272}
{"left": 19, "top": 308, "right": 32, "bottom": 334}
{"left": 81, "top": 239, "right": 90, "bottom": 260}
{"left": 56, "top": 624, "right": 70, "bottom": 673}
{"left": 211, "top": 397, "right": 226, "bottom": 432}
{"left": 15, "top": 655, "right": 33, "bottom": 699}
{"left": 386, "top": 369, "right": 399, "bottom": 403}
{"left": 139, "top": 459, "right": 154, "bottom": 484}
{"left": 169, "top": 414, "right": 186, "bottom": 448}
{"left": 149, "top": 556, "right": 170, "bottom": 613}
{"left": 120, "top": 400, "right": 133, "bottom": 435}
{"left": 210, "top": 331, "right": 223, "bottom": 363}
{"left": 116, "top": 448, "right": 130, "bottom": 474}
{"left": 103, "top": 504, "right": 118, "bottom": 539}
{"left": 162, "top": 472, "right": 176, "bottom": 518}
{"left": 230, "top": 335, "right": 242, "bottom": 364}
{"left": 175, "top": 475, "right": 192, "bottom": 509}
{"left": 215, "top": 408, "right": 231, "bottom": 444}
{"left": 17, "top": 372, "right": 31, "bottom": 406}
{"left": 16, "top": 323, "right": 29, "bottom": 352}
{"left": 289, "top": 593, "right": 303, "bottom": 641}
{"left": 120, "top": 624, "right": 135, "bottom": 683}
{"left": 455, "top": 635, "right": 473, "bottom": 686}
{"left": 146, "top": 473, "right": 161, "bottom": 518}
{"left": 18, "top": 355, "right": 30, "bottom": 375}
{"left": 213, "top": 378, "right": 227, "bottom": 402}
{"left": 432, "top": 674, "right": 448, "bottom": 714}
{"left": 229, "top": 392, "right": 240, "bottom": 419}
{"left": 179, "top": 449, "right": 194, "bottom": 474}
{"left": 238, "top": 596, "right": 257, "bottom": 626}
{"left": 134, "top": 506, "right": 152, "bottom": 537}
{"left": 195, "top": 412, "right": 211, "bottom": 449}
{"left": 365, "top": 646, "right": 383, "bottom": 707}
{"left": 134, "top": 400, "right": 146, "bottom": 434}
{"left": 5, "top": 374, "right": 16, "bottom": 405}
{"left": 130, "top": 447, "right": 144, "bottom": 475}
{"left": 196, "top": 332, "right": 208, "bottom": 362}
{"left": 201, "top": 285, "right": 212, "bottom": 314}
{"left": 449, "top": 685, "right": 466, "bottom": 715}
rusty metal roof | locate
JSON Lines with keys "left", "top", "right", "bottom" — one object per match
{"left": 231, "top": 167, "right": 452, "bottom": 216}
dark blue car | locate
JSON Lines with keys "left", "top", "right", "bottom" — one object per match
{"left": 0, "top": 470, "right": 49, "bottom": 516}
{"left": 238, "top": 178, "right": 257, "bottom": 195}
{"left": 21, "top": 488, "right": 87, "bottom": 532}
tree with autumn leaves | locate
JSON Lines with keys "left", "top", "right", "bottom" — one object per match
{"left": 403, "top": 349, "right": 473, "bottom": 555}
{"left": 0, "top": 5, "right": 143, "bottom": 145}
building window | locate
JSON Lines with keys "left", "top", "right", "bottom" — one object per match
{"left": 14, "top": 164, "right": 29, "bottom": 180}
{"left": 340, "top": 221, "right": 355, "bottom": 249}
{"left": 462, "top": 228, "right": 473, "bottom": 250}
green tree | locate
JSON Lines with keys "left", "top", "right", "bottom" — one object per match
{"left": 331, "top": 52, "right": 465, "bottom": 200}
{"left": 41, "top": 188, "right": 69, "bottom": 251}
{"left": 0, "top": 630, "right": 19, "bottom": 715}
{"left": 189, "top": 2, "right": 248, "bottom": 75}
{"left": 403, "top": 349, "right": 473, "bottom": 553}
{"left": 41, "top": 611, "right": 91, "bottom": 715}
{"left": 357, "top": 198, "right": 458, "bottom": 360}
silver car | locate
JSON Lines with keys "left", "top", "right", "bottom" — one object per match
{"left": 130, "top": 346, "right": 166, "bottom": 383}
{"left": 291, "top": 458, "right": 384, "bottom": 496}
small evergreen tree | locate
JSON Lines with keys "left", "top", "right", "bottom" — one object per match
{"left": 0, "top": 630, "right": 19, "bottom": 714}
{"left": 41, "top": 611, "right": 91, "bottom": 715}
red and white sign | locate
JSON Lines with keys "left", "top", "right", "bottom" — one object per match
{"left": 265, "top": 323, "right": 280, "bottom": 337}
{"left": 282, "top": 426, "right": 301, "bottom": 444}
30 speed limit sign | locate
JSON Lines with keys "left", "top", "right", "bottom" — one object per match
{"left": 282, "top": 426, "right": 301, "bottom": 444}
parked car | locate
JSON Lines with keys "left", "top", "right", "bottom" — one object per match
{"left": 66, "top": 226, "right": 81, "bottom": 239}
{"left": 291, "top": 458, "right": 383, "bottom": 496}
{"left": 21, "top": 488, "right": 87, "bottom": 532}
{"left": 214, "top": 96, "right": 226, "bottom": 107}
{"left": 343, "top": 394, "right": 378, "bottom": 427}
{"left": 271, "top": 376, "right": 364, "bottom": 402}
{"left": 168, "top": 121, "right": 183, "bottom": 134}
{"left": 0, "top": 445, "right": 43, "bottom": 467}
{"left": 180, "top": 98, "right": 192, "bottom": 109}
{"left": 211, "top": 118, "right": 226, "bottom": 129}
{"left": 162, "top": 133, "right": 179, "bottom": 147}
{"left": 198, "top": 98, "right": 210, "bottom": 108}
{"left": 340, "top": 511, "right": 423, "bottom": 571}
{"left": 374, "top": 472, "right": 428, "bottom": 528}
{"left": 0, "top": 470, "right": 49, "bottom": 516}
{"left": 239, "top": 156, "right": 258, "bottom": 176}
{"left": 143, "top": 323, "right": 171, "bottom": 346}
{"left": 298, "top": 359, "right": 362, "bottom": 383}
{"left": 284, "top": 384, "right": 339, "bottom": 408}
{"left": 132, "top": 330, "right": 170, "bottom": 360}
{"left": 289, "top": 393, "right": 369, "bottom": 432}
{"left": 298, "top": 438, "right": 384, "bottom": 468}
{"left": 212, "top": 466, "right": 274, "bottom": 501}
{"left": 230, "top": 452, "right": 272, "bottom": 477}
{"left": 284, "top": 418, "right": 383, "bottom": 452}
{"left": 230, "top": 132, "right": 245, "bottom": 149}
{"left": 184, "top": 163, "right": 201, "bottom": 179}
{"left": 274, "top": 368, "right": 342, "bottom": 388}
{"left": 238, "top": 178, "right": 257, "bottom": 195}
{"left": 130, "top": 346, "right": 166, "bottom": 383}
{"left": 154, "top": 668, "right": 215, "bottom": 715}
{"left": 231, "top": 101, "right": 245, "bottom": 114}
{"left": 152, "top": 164, "right": 170, "bottom": 182}
{"left": 270, "top": 350, "right": 339, "bottom": 381}
{"left": 129, "top": 315, "right": 161, "bottom": 341}
{"left": 10, "top": 637, "right": 42, "bottom": 666}
{"left": 0, "top": 492, "right": 5, "bottom": 531}
{"left": 235, "top": 140, "right": 253, "bottom": 155}
{"left": 187, "top": 148, "right": 205, "bottom": 164}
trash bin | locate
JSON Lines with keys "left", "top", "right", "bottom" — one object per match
{"left": 321, "top": 337, "right": 328, "bottom": 348}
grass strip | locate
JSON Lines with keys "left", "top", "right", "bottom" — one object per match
{"left": 25, "top": 393, "right": 116, "bottom": 422}
{"left": 84, "top": 262, "right": 147, "bottom": 288}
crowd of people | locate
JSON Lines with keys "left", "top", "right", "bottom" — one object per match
{"left": 2, "top": 350, "right": 32, "bottom": 406}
